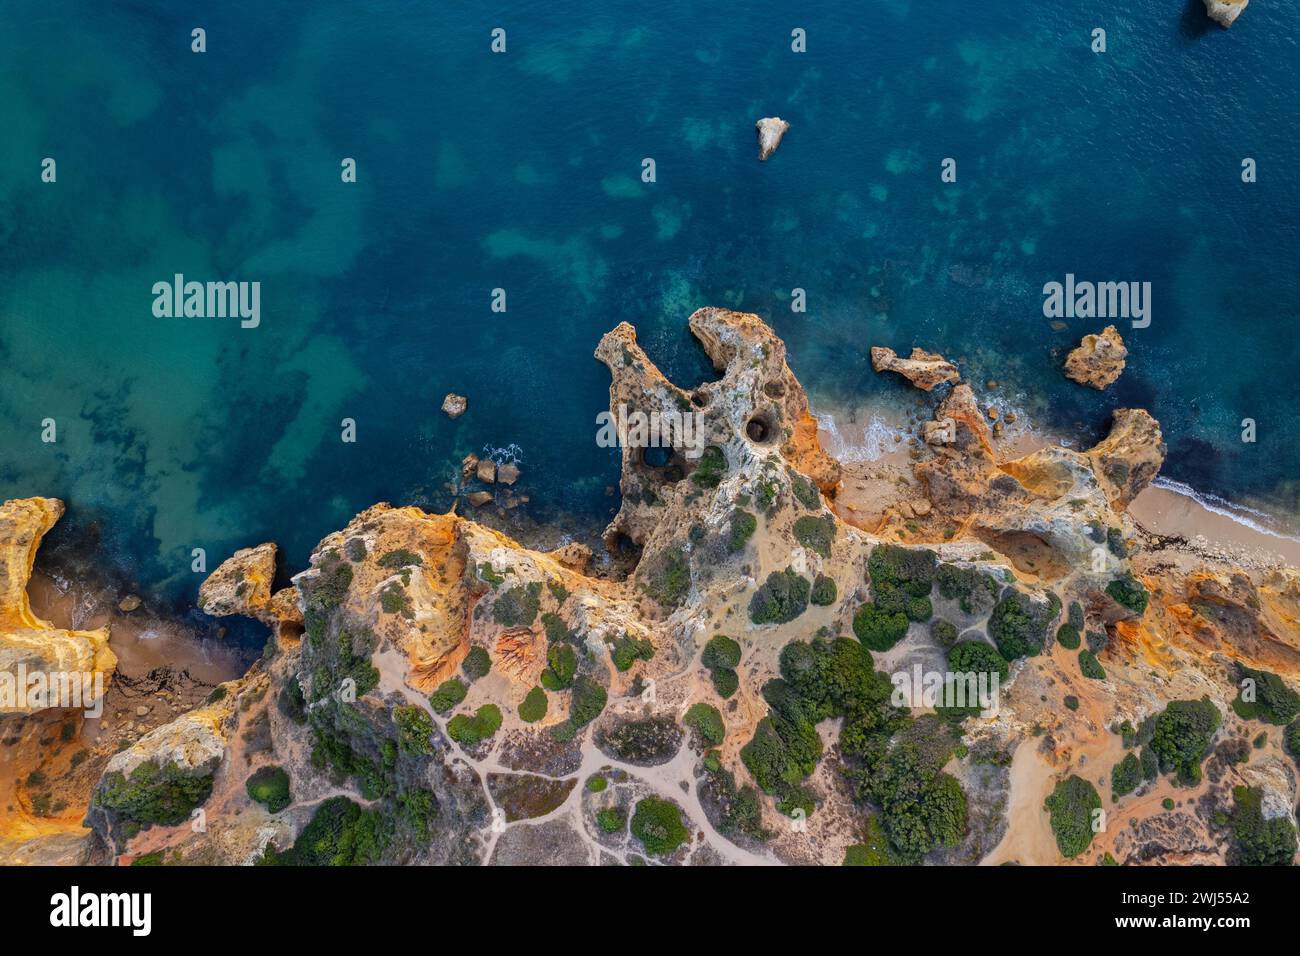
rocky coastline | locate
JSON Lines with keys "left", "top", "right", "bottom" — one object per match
{"left": 3, "top": 309, "right": 1298, "bottom": 867}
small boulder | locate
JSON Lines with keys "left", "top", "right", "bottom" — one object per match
{"left": 756, "top": 117, "right": 790, "bottom": 161}
{"left": 442, "top": 393, "right": 468, "bottom": 418}
{"left": 497, "top": 462, "right": 521, "bottom": 485}
{"left": 476, "top": 459, "right": 497, "bottom": 484}
{"left": 462, "top": 453, "right": 479, "bottom": 483}
{"left": 468, "top": 491, "right": 493, "bottom": 508}
{"left": 1203, "top": 0, "right": 1248, "bottom": 27}
{"left": 1064, "top": 325, "right": 1127, "bottom": 390}
{"left": 117, "top": 595, "right": 142, "bottom": 613}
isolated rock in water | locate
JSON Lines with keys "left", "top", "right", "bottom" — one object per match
{"left": 0, "top": 497, "right": 115, "bottom": 714}
{"left": 497, "top": 462, "right": 521, "bottom": 485}
{"left": 476, "top": 459, "right": 497, "bottom": 484}
{"left": 461, "top": 453, "right": 479, "bottom": 483}
{"left": 117, "top": 595, "right": 142, "bottom": 613}
{"left": 871, "top": 346, "right": 960, "bottom": 391}
{"left": 468, "top": 491, "right": 493, "bottom": 507}
{"left": 1203, "top": 0, "right": 1248, "bottom": 27}
{"left": 1064, "top": 325, "right": 1127, "bottom": 390}
{"left": 756, "top": 117, "right": 790, "bottom": 161}
{"left": 442, "top": 393, "right": 468, "bottom": 418}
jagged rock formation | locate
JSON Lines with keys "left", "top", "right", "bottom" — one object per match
{"left": 1063, "top": 325, "right": 1127, "bottom": 390}
{"left": 199, "top": 542, "right": 303, "bottom": 641}
{"left": 441, "top": 393, "right": 468, "bottom": 418}
{"left": 0, "top": 498, "right": 115, "bottom": 714}
{"left": 755, "top": 117, "right": 789, "bottom": 160}
{"left": 1204, "top": 0, "right": 1248, "bottom": 27}
{"left": 871, "top": 346, "right": 960, "bottom": 391}
{"left": 12, "top": 309, "right": 1297, "bottom": 867}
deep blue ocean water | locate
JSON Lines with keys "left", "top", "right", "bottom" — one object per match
{"left": 1, "top": 0, "right": 1297, "bottom": 601}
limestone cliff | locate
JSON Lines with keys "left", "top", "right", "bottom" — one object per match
{"left": 0, "top": 498, "right": 115, "bottom": 714}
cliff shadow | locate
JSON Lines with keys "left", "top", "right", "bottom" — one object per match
{"left": 1179, "top": 0, "right": 1214, "bottom": 42}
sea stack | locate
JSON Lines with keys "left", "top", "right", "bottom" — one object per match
{"left": 1203, "top": 0, "right": 1248, "bottom": 27}
{"left": 1064, "top": 325, "right": 1128, "bottom": 390}
{"left": 756, "top": 117, "right": 790, "bottom": 161}
{"left": 441, "top": 393, "right": 468, "bottom": 419}
{"left": 870, "top": 346, "right": 960, "bottom": 391}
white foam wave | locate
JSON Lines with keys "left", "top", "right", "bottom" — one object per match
{"left": 1152, "top": 477, "right": 1300, "bottom": 544}
{"left": 815, "top": 412, "right": 906, "bottom": 463}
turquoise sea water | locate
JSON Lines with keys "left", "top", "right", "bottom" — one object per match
{"left": 1, "top": 0, "right": 1298, "bottom": 602}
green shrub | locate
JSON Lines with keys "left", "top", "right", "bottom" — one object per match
{"left": 1044, "top": 775, "right": 1101, "bottom": 859}
{"left": 596, "top": 807, "right": 626, "bottom": 834}
{"left": 1068, "top": 601, "right": 1085, "bottom": 630}
{"left": 610, "top": 633, "right": 655, "bottom": 672}
{"left": 309, "top": 562, "right": 354, "bottom": 610}
{"left": 870, "top": 545, "right": 937, "bottom": 598}
{"left": 711, "top": 668, "right": 739, "bottom": 699}
{"left": 1078, "top": 649, "right": 1107, "bottom": 681}
{"left": 377, "top": 548, "right": 422, "bottom": 569}
{"left": 246, "top": 766, "right": 291, "bottom": 813}
{"left": 749, "top": 569, "right": 810, "bottom": 625}
{"left": 792, "top": 514, "right": 836, "bottom": 558}
{"left": 1150, "top": 698, "right": 1221, "bottom": 786}
{"left": 791, "top": 473, "right": 821, "bottom": 510}
{"left": 446, "top": 704, "right": 503, "bottom": 748}
{"left": 1105, "top": 574, "right": 1149, "bottom": 616}
{"left": 546, "top": 578, "right": 569, "bottom": 604}
{"left": 935, "top": 563, "right": 999, "bottom": 615}
{"left": 586, "top": 775, "right": 607, "bottom": 792}
{"left": 948, "top": 640, "right": 1009, "bottom": 681}
{"left": 429, "top": 678, "right": 468, "bottom": 714}
{"left": 630, "top": 796, "right": 689, "bottom": 855}
{"left": 541, "top": 612, "right": 572, "bottom": 644}
{"left": 1286, "top": 720, "right": 1300, "bottom": 764}
{"left": 853, "top": 602, "right": 909, "bottom": 652}
{"left": 394, "top": 705, "right": 435, "bottom": 755}
{"left": 930, "top": 619, "right": 959, "bottom": 647}
{"left": 1229, "top": 785, "right": 1298, "bottom": 866}
{"left": 1111, "top": 753, "right": 1142, "bottom": 800}
{"left": 690, "top": 446, "right": 727, "bottom": 489}
{"left": 729, "top": 510, "right": 757, "bottom": 552}
{"left": 1140, "top": 746, "right": 1159, "bottom": 780}
{"left": 492, "top": 582, "right": 542, "bottom": 626}
{"left": 1235, "top": 666, "right": 1300, "bottom": 726}
{"left": 904, "top": 596, "right": 933, "bottom": 623}
{"left": 988, "top": 589, "right": 1054, "bottom": 660}
{"left": 702, "top": 635, "right": 742, "bottom": 670}
{"left": 1162, "top": 798, "right": 1175, "bottom": 811}
{"left": 684, "top": 703, "right": 725, "bottom": 746}
{"left": 1064, "top": 695, "right": 1079, "bottom": 711}
{"left": 856, "top": 737, "right": 967, "bottom": 863}
{"left": 518, "top": 687, "right": 548, "bottom": 723}
{"left": 540, "top": 643, "right": 577, "bottom": 690}
{"left": 569, "top": 676, "right": 607, "bottom": 728}
{"left": 645, "top": 548, "right": 690, "bottom": 608}
{"left": 810, "top": 574, "right": 838, "bottom": 607}
{"left": 1055, "top": 624, "right": 1081, "bottom": 650}
{"left": 97, "top": 762, "right": 214, "bottom": 830}
{"left": 264, "top": 796, "right": 390, "bottom": 866}
{"left": 462, "top": 645, "right": 491, "bottom": 681}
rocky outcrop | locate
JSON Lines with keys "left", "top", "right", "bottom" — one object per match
{"left": 1167, "top": 569, "right": 1300, "bottom": 672}
{"left": 871, "top": 346, "right": 960, "bottom": 391}
{"left": 755, "top": 117, "right": 789, "bottom": 161}
{"left": 441, "top": 393, "right": 468, "bottom": 418}
{"left": 1064, "top": 325, "right": 1127, "bottom": 390}
{"left": 198, "top": 542, "right": 302, "bottom": 639}
{"left": 1204, "top": 0, "right": 1248, "bottom": 27}
{"left": 0, "top": 498, "right": 115, "bottom": 714}
{"left": 1085, "top": 409, "right": 1166, "bottom": 509}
